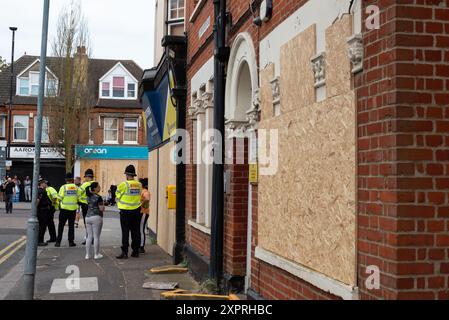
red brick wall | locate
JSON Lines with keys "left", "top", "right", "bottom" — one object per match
{"left": 356, "top": 0, "right": 449, "bottom": 300}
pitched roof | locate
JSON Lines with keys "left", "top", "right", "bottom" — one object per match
{"left": 0, "top": 55, "right": 143, "bottom": 109}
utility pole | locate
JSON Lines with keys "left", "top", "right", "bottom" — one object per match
{"left": 23, "top": 0, "right": 50, "bottom": 300}
{"left": 7, "top": 27, "right": 17, "bottom": 161}
{"left": 210, "top": 0, "right": 229, "bottom": 286}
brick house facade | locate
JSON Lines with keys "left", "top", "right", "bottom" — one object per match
{"left": 183, "top": 0, "right": 449, "bottom": 300}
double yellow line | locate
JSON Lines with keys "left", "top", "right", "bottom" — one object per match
{"left": 0, "top": 236, "right": 27, "bottom": 266}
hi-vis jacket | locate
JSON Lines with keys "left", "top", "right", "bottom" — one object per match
{"left": 116, "top": 180, "right": 142, "bottom": 210}
{"left": 77, "top": 181, "right": 93, "bottom": 205}
{"left": 58, "top": 183, "right": 79, "bottom": 211}
{"left": 46, "top": 186, "right": 60, "bottom": 210}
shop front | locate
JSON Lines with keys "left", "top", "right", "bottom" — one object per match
{"left": 74, "top": 145, "right": 148, "bottom": 200}
{"left": 8, "top": 145, "right": 66, "bottom": 190}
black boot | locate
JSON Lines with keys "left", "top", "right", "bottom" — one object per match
{"left": 131, "top": 251, "right": 139, "bottom": 258}
{"left": 139, "top": 247, "right": 145, "bottom": 254}
{"left": 116, "top": 252, "right": 128, "bottom": 259}
{"left": 69, "top": 242, "right": 76, "bottom": 247}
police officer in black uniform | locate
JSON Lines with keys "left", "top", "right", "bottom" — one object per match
{"left": 37, "top": 178, "right": 52, "bottom": 246}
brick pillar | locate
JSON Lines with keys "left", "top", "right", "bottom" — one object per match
{"left": 357, "top": 1, "right": 449, "bottom": 299}
{"left": 224, "top": 137, "right": 249, "bottom": 291}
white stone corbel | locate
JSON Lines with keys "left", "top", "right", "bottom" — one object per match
{"left": 347, "top": 33, "right": 363, "bottom": 74}
{"left": 246, "top": 88, "right": 261, "bottom": 131}
{"left": 311, "top": 52, "right": 326, "bottom": 88}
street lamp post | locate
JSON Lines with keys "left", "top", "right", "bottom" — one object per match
{"left": 7, "top": 27, "right": 17, "bottom": 162}
{"left": 23, "top": 0, "right": 50, "bottom": 300}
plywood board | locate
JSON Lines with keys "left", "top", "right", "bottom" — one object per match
{"left": 148, "top": 151, "right": 158, "bottom": 233}
{"left": 156, "top": 142, "right": 176, "bottom": 255}
{"left": 258, "top": 17, "right": 356, "bottom": 286}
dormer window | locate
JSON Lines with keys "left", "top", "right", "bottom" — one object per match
{"left": 16, "top": 59, "right": 58, "bottom": 97}
{"left": 99, "top": 62, "right": 138, "bottom": 100}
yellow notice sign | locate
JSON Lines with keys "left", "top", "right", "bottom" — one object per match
{"left": 249, "top": 163, "right": 258, "bottom": 184}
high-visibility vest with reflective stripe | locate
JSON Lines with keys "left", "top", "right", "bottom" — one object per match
{"left": 58, "top": 183, "right": 79, "bottom": 210}
{"left": 77, "top": 181, "right": 93, "bottom": 204}
{"left": 116, "top": 180, "right": 142, "bottom": 210}
{"left": 46, "top": 186, "right": 60, "bottom": 210}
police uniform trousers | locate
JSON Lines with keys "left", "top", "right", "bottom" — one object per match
{"left": 80, "top": 203, "right": 88, "bottom": 237}
{"left": 119, "top": 207, "right": 141, "bottom": 254}
{"left": 47, "top": 207, "right": 57, "bottom": 241}
{"left": 37, "top": 207, "right": 51, "bottom": 243}
{"left": 57, "top": 209, "right": 76, "bottom": 244}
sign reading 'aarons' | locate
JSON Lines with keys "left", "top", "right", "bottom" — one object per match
{"left": 75, "top": 145, "right": 148, "bottom": 160}
{"left": 9, "top": 146, "right": 64, "bottom": 159}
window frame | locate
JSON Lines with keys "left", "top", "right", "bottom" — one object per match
{"left": 13, "top": 115, "right": 29, "bottom": 142}
{"left": 123, "top": 118, "right": 138, "bottom": 144}
{"left": 103, "top": 118, "right": 119, "bottom": 144}
{"left": 168, "top": 0, "right": 185, "bottom": 21}
{"left": 0, "top": 117, "right": 6, "bottom": 138}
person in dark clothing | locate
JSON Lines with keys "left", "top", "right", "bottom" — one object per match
{"left": 45, "top": 181, "right": 58, "bottom": 242}
{"left": 109, "top": 185, "right": 117, "bottom": 206}
{"left": 3, "top": 178, "right": 16, "bottom": 214}
{"left": 37, "top": 179, "right": 52, "bottom": 246}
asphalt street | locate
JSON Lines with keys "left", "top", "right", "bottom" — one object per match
{"left": 0, "top": 204, "right": 198, "bottom": 300}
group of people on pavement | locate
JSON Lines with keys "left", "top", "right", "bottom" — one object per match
{"left": 1, "top": 175, "right": 33, "bottom": 213}
{"left": 36, "top": 164, "right": 150, "bottom": 261}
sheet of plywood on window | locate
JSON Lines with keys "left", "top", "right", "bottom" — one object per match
{"left": 326, "top": 14, "right": 352, "bottom": 99}
{"left": 156, "top": 142, "right": 176, "bottom": 255}
{"left": 259, "top": 63, "right": 275, "bottom": 122}
{"left": 279, "top": 24, "right": 316, "bottom": 113}
{"left": 258, "top": 18, "right": 356, "bottom": 286}
{"left": 148, "top": 150, "right": 158, "bottom": 234}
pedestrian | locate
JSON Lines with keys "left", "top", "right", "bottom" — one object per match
{"left": 45, "top": 181, "right": 59, "bottom": 243}
{"left": 85, "top": 182, "right": 105, "bottom": 260}
{"left": 109, "top": 184, "right": 117, "bottom": 206}
{"left": 24, "top": 176, "right": 32, "bottom": 202}
{"left": 139, "top": 178, "right": 150, "bottom": 254}
{"left": 77, "top": 169, "right": 94, "bottom": 245}
{"left": 13, "top": 176, "right": 20, "bottom": 203}
{"left": 74, "top": 176, "right": 82, "bottom": 228}
{"left": 55, "top": 173, "right": 78, "bottom": 247}
{"left": 3, "top": 177, "right": 16, "bottom": 214}
{"left": 37, "top": 179, "right": 52, "bottom": 246}
{"left": 115, "top": 165, "right": 142, "bottom": 259}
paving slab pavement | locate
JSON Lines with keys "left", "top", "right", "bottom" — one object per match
{"left": 1, "top": 208, "right": 199, "bottom": 300}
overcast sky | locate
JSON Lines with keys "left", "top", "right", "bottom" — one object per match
{"left": 0, "top": 0, "right": 155, "bottom": 69}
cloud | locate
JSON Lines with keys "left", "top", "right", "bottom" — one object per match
{"left": 0, "top": 0, "right": 155, "bottom": 68}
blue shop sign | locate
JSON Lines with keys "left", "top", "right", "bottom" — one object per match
{"left": 75, "top": 145, "right": 148, "bottom": 160}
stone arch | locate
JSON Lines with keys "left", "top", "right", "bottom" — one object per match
{"left": 225, "top": 32, "right": 259, "bottom": 127}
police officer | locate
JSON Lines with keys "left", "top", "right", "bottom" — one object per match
{"left": 78, "top": 169, "right": 94, "bottom": 245}
{"left": 37, "top": 179, "right": 52, "bottom": 246}
{"left": 116, "top": 165, "right": 142, "bottom": 259}
{"left": 55, "top": 173, "right": 78, "bottom": 247}
{"left": 45, "top": 181, "right": 59, "bottom": 243}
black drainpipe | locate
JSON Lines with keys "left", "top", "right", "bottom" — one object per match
{"left": 162, "top": 35, "right": 188, "bottom": 265}
{"left": 210, "top": 0, "right": 230, "bottom": 286}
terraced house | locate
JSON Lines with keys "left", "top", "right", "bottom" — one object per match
{"left": 0, "top": 47, "right": 147, "bottom": 192}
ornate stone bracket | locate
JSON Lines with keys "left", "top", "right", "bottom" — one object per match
{"left": 347, "top": 34, "right": 363, "bottom": 74}
{"left": 311, "top": 52, "right": 326, "bottom": 88}
{"left": 246, "top": 88, "right": 261, "bottom": 131}
{"left": 189, "top": 83, "right": 213, "bottom": 120}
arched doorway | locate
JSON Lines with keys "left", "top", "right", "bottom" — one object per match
{"left": 224, "top": 32, "right": 259, "bottom": 292}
